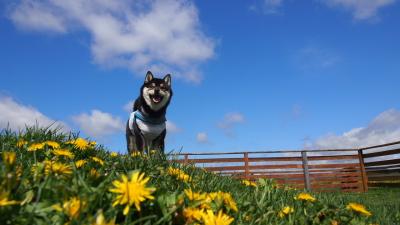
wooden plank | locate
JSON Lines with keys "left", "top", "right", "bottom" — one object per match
{"left": 204, "top": 166, "right": 245, "bottom": 172}
{"left": 366, "top": 164, "right": 400, "bottom": 171}
{"left": 309, "top": 172, "right": 361, "bottom": 178}
{"left": 249, "top": 164, "right": 304, "bottom": 169}
{"left": 248, "top": 157, "right": 302, "bottom": 162}
{"left": 302, "top": 151, "right": 311, "bottom": 191}
{"left": 308, "top": 155, "right": 358, "bottom": 161}
{"left": 363, "top": 148, "right": 400, "bottom": 158}
{"left": 358, "top": 150, "right": 368, "bottom": 192}
{"left": 179, "top": 157, "right": 245, "bottom": 164}
{"left": 308, "top": 163, "right": 359, "bottom": 169}
{"left": 365, "top": 158, "right": 400, "bottom": 167}
{"left": 244, "top": 152, "right": 249, "bottom": 180}
{"left": 368, "top": 182, "right": 400, "bottom": 188}
{"left": 359, "top": 140, "right": 400, "bottom": 151}
{"left": 246, "top": 173, "right": 305, "bottom": 179}
{"left": 310, "top": 176, "right": 360, "bottom": 183}
{"left": 368, "top": 176, "right": 400, "bottom": 181}
{"left": 248, "top": 170, "right": 305, "bottom": 174}
{"left": 367, "top": 168, "right": 400, "bottom": 174}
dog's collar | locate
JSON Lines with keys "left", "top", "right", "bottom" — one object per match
{"left": 134, "top": 110, "right": 166, "bottom": 125}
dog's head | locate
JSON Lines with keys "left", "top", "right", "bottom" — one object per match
{"left": 141, "top": 71, "right": 172, "bottom": 111}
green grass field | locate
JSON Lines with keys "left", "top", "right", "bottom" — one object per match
{"left": 1, "top": 126, "right": 399, "bottom": 225}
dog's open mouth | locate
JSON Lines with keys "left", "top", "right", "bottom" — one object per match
{"left": 150, "top": 94, "right": 163, "bottom": 104}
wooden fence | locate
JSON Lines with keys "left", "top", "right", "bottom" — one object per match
{"left": 361, "top": 141, "right": 400, "bottom": 188}
{"left": 172, "top": 141, "right": 400, "bottom": 192}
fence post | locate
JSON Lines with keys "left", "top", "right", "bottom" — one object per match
{"left": 302, "top": 151, "right": 311, "bottom": 191}
{"left": 184, "top": 154, "right": 189, "bottom": 165}
{"left": 244, "top": 152, "right": 249, "bottom": 180}
{"left": 358, "top": 149, "right": 368, "bottom": 192}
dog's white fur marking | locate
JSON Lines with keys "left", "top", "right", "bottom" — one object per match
{"left": 128, "top": 112, "right": 165, "bottom": 141}
{"left": 143, "top": 87, "right": 171, "bottom": 111}
{"left": 136, "top": 118, "right": 166, "bottom": 141}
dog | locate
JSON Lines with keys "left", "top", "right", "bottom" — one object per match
{"left": 126, "top": 71, "right": 173, "bottom": 154}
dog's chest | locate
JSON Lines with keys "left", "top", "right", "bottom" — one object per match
{"left": 135, "top": 118, "right": 165, "bottom": 140}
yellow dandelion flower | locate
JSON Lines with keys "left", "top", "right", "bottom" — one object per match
{"left": 63, "top": 197, "right": 86, "bottom": 219}
{"left": 16, "top": 140, "right": 27, "bottom": 148}
{"left": 150, "top": 150, "right": 157, "bottom": 154}
{"left": 75, "top": 159, "right": 87, "bottom": 168}
{"left": 183, "top": 207, "right": 205, "bottom": 222}
{"left": 131, "top": 151, "right": 142, "bottom": 157}
{"left": 0, "top": 191, "right": 19, "bottom": 207}
{"left": 295, "top": 193, "right": 316, "bottom": 202}
{"left": 331, "top": 220, "right": 339, "bottom": 225}
{"left": 110, "top": 152, "right": 118, "bottom": 157}
{"left": 221, "top": 192, "right": 238, "bottom": 212}
{"left": 44, "top": 141, "right": 60, "bottom": 149}
{"left": 109, "top": 172, "right": 156, "bottom": 215}
{"left": 184, "top": 189, "right": 207, "bottom": 202}
{"left": 202, "top": 210, "right": 234, "bottom": 225}
{"left": 92, "top": 157, "right": 104, "bottom": 166}
{"left": 2, "top": 151, "right": 16, "bottom": 166}
{"left": 90, "top": 168, "right": 100, "bottom": 178}
{"left": 92, "top": 210, "right": 116, "bottom": 225}
{"left": 71, "top": 138, "right": 90, "bottom": 150}
{"left": 44, "top": 161, "right": 72, "bottom": 177}
{"left": 52, "top": 149, "right": 74, "bottom": 159}
{"left": 167, "top": 167, "right": 192, "bottom": 182}
{"left": 278, "top": 206, "right": 294, "bottom": 218}
{"left": 89, "top": 141, "right": 97, "bottom": 147}
{"left": 51, "top": 203, "right": 63, "bottom": 212}
{"left": 242, "top": 179, "right": 257, "bottom": 187}
{"left": 27, "top": 143, "right": 45, "bottom": 152}
{"left": 346, "top": 203, "right": 372, "bottom": 216}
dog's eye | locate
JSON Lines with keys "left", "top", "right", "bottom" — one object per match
{"left": 151, "top": 83, "right": 156, "bottom": 87}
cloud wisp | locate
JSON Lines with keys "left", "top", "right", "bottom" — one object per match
{"left": 0, "top": 96, "right": 69, "bottom": 132}
{"left": 72, "top": 109, "right": 124, "bottom": 139}
{"left": 322, "top": 0, "right": 396, "bottom": 21}
{"left": 217, "top": 112, "right": 245, "bottom": 137}
{"left": 196, "top": 132, "right": 209, "bottom": 144}
{"left": 9, "top": 0, "right": 215, "bottom": 83}
{"left": 311, "top": 109, "right": 400, "bottom": 149}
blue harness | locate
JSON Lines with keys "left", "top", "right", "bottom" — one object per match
{"left": 133, "top": 110, "right": 166, "bottom": 125}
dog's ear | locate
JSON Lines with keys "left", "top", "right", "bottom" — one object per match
{"left": 163, "top": 74, "right": 171, "bottom": 87}
{"left": 145, "top": 71, "right": 154, "bottom": 83}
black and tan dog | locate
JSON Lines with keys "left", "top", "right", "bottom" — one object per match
{"left": 126, "top": 71, "right": 172, "bottom": 154}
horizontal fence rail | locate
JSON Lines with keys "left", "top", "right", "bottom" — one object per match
{"left": 360, "top": 141, "right": 400, "bottom": 188}
{"left": 171, "top": 141, "right": 400, "bottom": 193}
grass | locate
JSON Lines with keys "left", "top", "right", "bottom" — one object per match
{"left": 0, "top": 126, "right": 399, "bottom": 225}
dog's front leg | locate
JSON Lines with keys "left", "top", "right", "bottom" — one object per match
{"left": 152, "top": 129, "right": 166, "bottom": 153}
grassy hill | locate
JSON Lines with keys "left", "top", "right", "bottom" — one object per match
{"left": 0, "top": 126, "right": 398, "bottom": 225}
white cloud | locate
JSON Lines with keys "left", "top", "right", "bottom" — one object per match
{"left": 72, "top": 109, "right": 124, "bottom": 138}
{"left": 294, "top": 45, "right": 340, "bottom": 72}
{"left": 196, "top": 132, "right": 209, "bottom": 144}
{"left": 311, "top": 109, "right": 400, "bottom": 149}
{"left": 322, "top": 0, "right": 396, "bottom": 20}
{"left": 218, "top": 112, "right": 245, "bottom": 137}
{"left": 166, "top": 121, "right": 181, "bottom": 134}
{"left": 249, "top": 0, "right": 284, "bottom": 15}
{"left": 8, "top": 0, "right": 215, "bottom": 83}
{"left": 123, "top": 100, "right": 135, "bottom": 113}
{"left": 0, "top": 96, "right": 69, "bottom": 131}
{"left": 263, "top": 0, "right": 284, "bottom": 14}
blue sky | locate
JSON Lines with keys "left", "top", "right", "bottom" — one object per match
{"left": 1, "top": 0, "right": 400, "bottom": 153}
